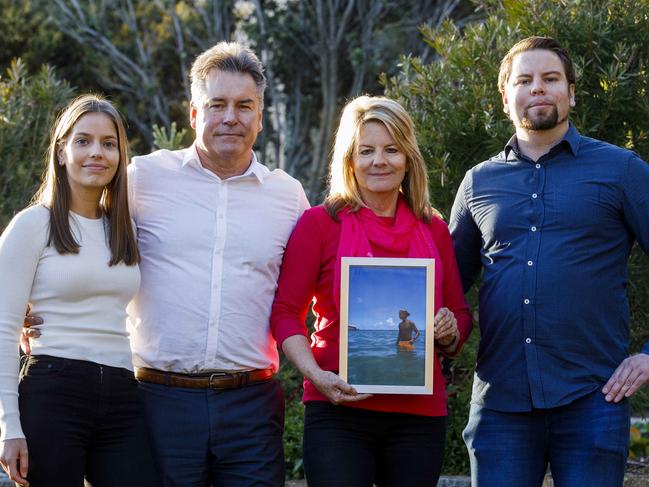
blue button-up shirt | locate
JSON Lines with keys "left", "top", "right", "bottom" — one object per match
{"left": 449, "top": 124, "right": 649, "bottom": 412}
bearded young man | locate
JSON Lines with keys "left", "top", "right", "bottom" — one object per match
{"left": 450, "top": 36, "right": 649, "bottom": 487}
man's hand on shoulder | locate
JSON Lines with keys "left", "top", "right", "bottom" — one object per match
{"left": 603, "top": 353, "right": 649, "bottom": 403}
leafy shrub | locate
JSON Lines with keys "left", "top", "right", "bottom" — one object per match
{"left": 278, "top": 355, "right": 306, "bottom": 479}
{"left": 630, "top": 420, "right": 649, "bottom": 460}
{"left": 0, "top": 59, "right": 74, "bottom": 230}
{"left": 152, "top": 122, "right": 188, "bottom": 151}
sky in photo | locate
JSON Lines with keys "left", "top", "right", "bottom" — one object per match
{"left": 347, "top": 265, "right": 428, "bottom": 331}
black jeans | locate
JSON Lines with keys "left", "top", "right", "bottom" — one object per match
{"left": 18, "top": 355, "right": 158, "bottom": 487}
{"left": 303, "top": 401, "right": 447, "bottom": 487}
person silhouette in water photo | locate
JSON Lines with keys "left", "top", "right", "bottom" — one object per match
{"left": 396, "top": 309, "right": 420, "bottom": 351}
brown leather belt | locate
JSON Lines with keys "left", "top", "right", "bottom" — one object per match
{"left": 135, "top": 366, "right": 275, "bottom": 389}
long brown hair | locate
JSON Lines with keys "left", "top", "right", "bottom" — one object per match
{"left": 33, "top": 94, "right": 139, "bottom": 266}
{"left": 325, "top": 95, "right": 437, "bottom": 222}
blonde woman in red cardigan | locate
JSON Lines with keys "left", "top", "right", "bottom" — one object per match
{"left": 271, "top": 96, "right": 472, "bottom": 487}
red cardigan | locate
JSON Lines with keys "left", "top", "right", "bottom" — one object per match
{"left": 271, "top": 205, "right": 472, "bottom": 416}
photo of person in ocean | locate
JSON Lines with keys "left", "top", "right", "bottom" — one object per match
{"left": 396, "top": 309, "right": 420, "bottom": 351}
{"left": 341, "top": 264, "right": 429, "bottom": 388}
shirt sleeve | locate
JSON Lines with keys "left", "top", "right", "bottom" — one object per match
{"left": 449, "top": 170, "right": 483, "bottom": 293}
{"left": 296, "top": 183, "right": 311, "bottom": 219}
{"left": 621, "top": 154, "right": 649, "bottom": 355}
{"left": 127, "top": 160, "right": 138, "bottom": 222}
{"left": 271, "top": 209, "right": 324, "bottom": 348}
{"left": 0, "top": 208, "right": 47, "bottom": 441}
{"left": 433, "top": 218, "right": 473, "bottom": 356}
{"left": 621, "top": 153, "right": 649, "bottom": 254}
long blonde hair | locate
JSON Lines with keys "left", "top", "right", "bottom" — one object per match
{"left": 34, "top": 94, "right": 139, "bottom": 266}
{"left": 325, "top": 95, "right": 435, "bottom": 222}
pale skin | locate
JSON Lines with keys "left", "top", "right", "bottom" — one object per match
{"left": 434, "top": 307, "right": 460, "bottom": 351}
{"left": 504, "top": 49, "right": 649, "bottom": 403}
{"left": 397, "top": 310, "right": 419, "bottom": 344}
{"left": 190, "top": 69, "right": 263, "bottom": 179}
{"left": 282, "top": 121, "right": 460, "bottom": 404}
{"left": 4, "top": 112, "right": 120, "bottom": 486}
{"left": 502, "top": 49, "right": 575, "bottom": 162}
{"left": 0, "top": 440, "right": 28, "bottom": 486}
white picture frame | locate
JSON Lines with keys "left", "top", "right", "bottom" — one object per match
{"left": 339, "top": 257, "right": 435, "bottom": 394}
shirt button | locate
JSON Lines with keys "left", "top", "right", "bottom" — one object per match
{"left": 535, "top": 164, "right": 541, "bottom": 169}
{"left": 525, "top": 338, "right": 532, "bottom": 344}
{"left": 532, "top": 193, "right": 538, "bottom": 199}
{"left": 527, "top": 260, "right": 533, "bottom": 266}
{"left": 531, "top": 226, "right": 537, "bottom": 232}
{"left": 524, "top": 299, "right": 530, "bottom": 304}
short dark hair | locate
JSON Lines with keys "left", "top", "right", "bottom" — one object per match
{"left": 498, "top": 37, "right": 576, "bottom": 94}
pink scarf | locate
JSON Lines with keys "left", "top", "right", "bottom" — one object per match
{"left": 333, "top": 197, "right": 438, "bottom": 311}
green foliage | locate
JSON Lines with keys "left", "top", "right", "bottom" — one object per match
{"left": 152, "top": 122, "right": 188, "bottom": 151}
{"left": 0, "top": 0, "right": 77, "bottom": 75}
{"left": 630, "top": 420, "right": 649, "bottom": 459}
{"left": 277, "top": 313, "right": 316, "bottom": 479}
{"left": 282, "top": 390, "right": 306, "bottom": 479}
{"left": 277, "top": 355, "right": 306, "bottom": 479}
{"left": 21, "top": 0, "right": 239, "bottom": 153}
{"left": 443, "top": 324, "right": 479, "bottom": 474}
{"left": 385, "top": 0, "right": 649, "bottom": 474}
{"left": 0, "top": 59, "right": 74, "bottom": 231}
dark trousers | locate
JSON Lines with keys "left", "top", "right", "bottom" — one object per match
{"left": 303, "top": 401, "right": 447, "bottom": 487}
{"left": 463, "top": 388, "right": 630, "bottom": 487}
{"left": 138, "top": 378, "right": 285, "bottom": 487}
{"left": 19, "top": 355, "right": 157, "bottom": 487}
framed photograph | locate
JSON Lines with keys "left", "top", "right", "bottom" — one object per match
{"left": 339, "top": 257, "right": 435, "bottom": 394}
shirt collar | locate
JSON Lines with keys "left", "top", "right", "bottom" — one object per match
{"left": 504, "top": 123, "right": 581, "bottom": 162}
{"left": 182, "top": 143, "right": 269, "bottom": 184}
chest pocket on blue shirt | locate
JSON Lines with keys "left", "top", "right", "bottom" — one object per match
{"left": 548, "top": 181, "right": 604, "bottom": 228}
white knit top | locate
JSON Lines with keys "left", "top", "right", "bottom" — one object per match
{"left": 0, "top": 205, "right": 140, "bottom": 441}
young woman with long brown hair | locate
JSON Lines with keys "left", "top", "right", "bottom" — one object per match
{"left": 0, "top": 95, "right": 155, "bottom": 486}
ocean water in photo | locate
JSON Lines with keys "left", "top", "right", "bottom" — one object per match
{"left": 347, "top": 329, "right": 426, "bottom": 386}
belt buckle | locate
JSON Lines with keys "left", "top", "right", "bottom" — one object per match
{"left": 208, "top": 372, "right": 228, "bottom": 389}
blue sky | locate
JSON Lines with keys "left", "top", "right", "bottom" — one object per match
{"left": 347, "top": 266, "right": 428, "bottom": 330}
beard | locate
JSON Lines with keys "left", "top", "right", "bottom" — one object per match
{"left": 520, "top": 104, "right": 569, "bottom": 131}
